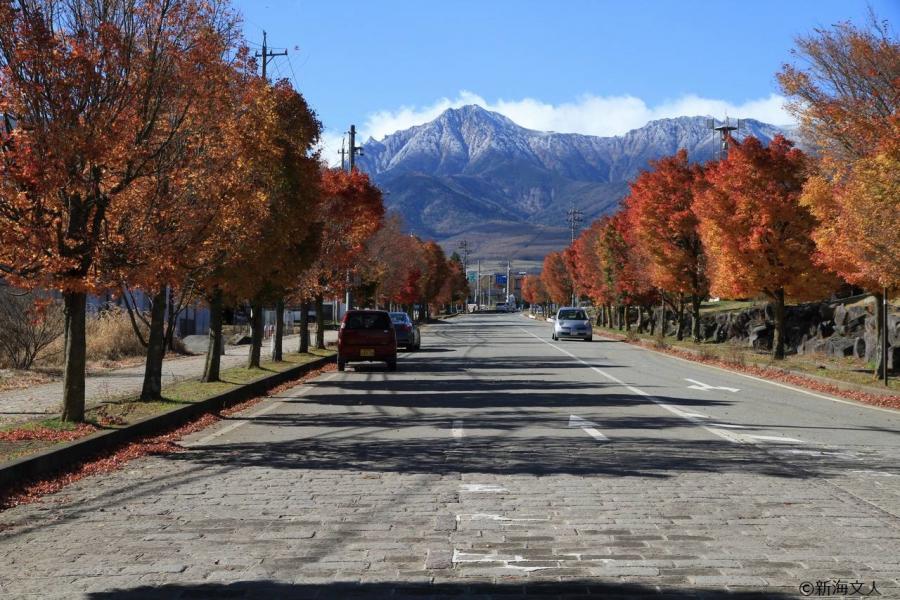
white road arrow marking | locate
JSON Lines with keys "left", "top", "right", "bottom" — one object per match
{"left": 569, "top": 415, "right": 609, "bottom": 441}
{"left": 685, "top": 378, "right": 740, "bottom": 393}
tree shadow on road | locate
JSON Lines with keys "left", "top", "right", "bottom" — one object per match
{"left": 86, "top": 578, "right": 798, "bottom": 599}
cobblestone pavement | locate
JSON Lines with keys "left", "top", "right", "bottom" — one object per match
{"left": 0, "top": 332, "right": 338, "bottom": 426}
{"left": 0, "top": 314, "right": 898, "bottom": 599}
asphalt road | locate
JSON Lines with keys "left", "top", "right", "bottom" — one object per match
{"left": 1, "top": 313, "right": 898, "bottom": 599}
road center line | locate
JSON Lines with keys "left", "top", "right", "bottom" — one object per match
{"left": 521, "top": 328, "right": 746, "bottom": 444}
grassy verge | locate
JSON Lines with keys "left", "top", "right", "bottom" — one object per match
{"left": 0, "top": 349, "right": 334, "bottom": 464}
{"left": 595, "top": 325, "right": 900, "bottom": 394}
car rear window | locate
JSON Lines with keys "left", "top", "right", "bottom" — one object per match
{"left": 389, "top": 313, "right": 410, "bottom": 324}
{"left": 345, "top": 312, "right": 391, "bottom": 330}
{"left": 558, "top": 309, "right": 587, "bottom": 320}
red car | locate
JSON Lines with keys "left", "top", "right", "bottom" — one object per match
{"left": 337, "top": 310, "right": 398, "bottom": 372}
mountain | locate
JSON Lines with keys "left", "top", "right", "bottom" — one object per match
{"left": 356, "top": 105, "right": 790, "bottom": 261}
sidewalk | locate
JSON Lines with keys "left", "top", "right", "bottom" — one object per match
{"left": 0, "top": 331, "right": 338, "bottom": 426}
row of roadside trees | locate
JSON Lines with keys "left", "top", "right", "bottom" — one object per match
{"left": 0, "top": 0, "right": 465, "bottom": 423}
{"left": 523, "top": 16, "right": 898, "bottom": 368}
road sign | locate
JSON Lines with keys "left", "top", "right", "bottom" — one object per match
{"left": 495, "top": 274, "right": 507, "bottom": 285}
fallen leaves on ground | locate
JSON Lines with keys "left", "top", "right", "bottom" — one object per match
{"left": 603, "top": 331, "right": 900, "bottom": 410}
{"left": 0, "top": 362, "right": 335, "bottom": 511}
{"left": 0, "top": 424, "right": 97, "bottom": 443}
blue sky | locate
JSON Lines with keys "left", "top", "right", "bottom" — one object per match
{"left": 232, "top": 0, "right": 899, "bottom": 157}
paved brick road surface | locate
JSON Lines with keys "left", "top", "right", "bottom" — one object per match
{"left": 0, "top": 314, "right": 898, "bottom": 599}
{"left": 0, "top": 332, "right": 337, "bottom": 426}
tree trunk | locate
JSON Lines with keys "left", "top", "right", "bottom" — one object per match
{"left": 691, "top": 294, "right": 702, "bottom": 342}
{"left": 61, "top": 291, "right": 87, "bottom": 423}
{"left": 772, "top": 288, "right": 786, "bottom": 360}
{"left": 659, "top": 295, "right": 667, "bottom": 338}
{"left": 248, "top": 302, "right": 263, "bottom": 368}
{"left": 315, "top": 295, "right": 325, "bottom": 350}
{"left": 140, "top": 286, "right": 167, "bottom": 401}
{"left": 675, "top": 295, "right": 685, "bottom": 341}
{"left": 165, "top": 286, "right": 177, "bottom": 352}
{"left": 636, "top": 306, "right": 645, "bottom": 333}
{"left": 202, "top": 289, "right": 223, "bottom": 382}
{"left": 299, "top": 299, "right": 310, "bottom": 354}
{"left": 624, "top": 305, "right": 632, "bottom": 332}
{"left": 272, "top": 298, "right": 284, "bottom": 362}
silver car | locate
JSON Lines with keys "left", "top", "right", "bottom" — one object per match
{"left": 552, "top": 307, "right": 592, "bottom": 341}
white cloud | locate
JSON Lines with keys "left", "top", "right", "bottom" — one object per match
{"left": 319, "top": 90, "right": 794, "bottom": 165}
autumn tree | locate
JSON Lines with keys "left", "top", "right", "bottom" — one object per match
{"left": 521, "top": 275, "right": 549, "bottom": 313}
{"left": 419, "top": 241, "right": 450, "bottom": 319}
{"left": 778, "top": 15, "right": 898, "bottom": 169}
{"left": 0, "top": 0, "right": 242, "bottom": 421}
{"left": 779, "top": 15, "right": 899, "bottom": 374}
{"left": 623, "top": 150, "right": 708, "bottom": 340}
{"left": 695, "top": 136, "right": 838, "bottom": 359}
{"left": 541, "top": 251, "right": 573, "bottom": 306}
{"left": 301, "top": 168, "right": 384, "bottom": 348}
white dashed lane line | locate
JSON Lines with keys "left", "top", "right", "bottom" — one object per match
{"left": 568, "top": 414, "right": 609, "bottom": 441}
{"left": 521, "top": 328, "right": 806, "bottom": 447}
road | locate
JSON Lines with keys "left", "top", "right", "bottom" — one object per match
{"left": 1, "top": 313, "right": 898, "bottom": 599}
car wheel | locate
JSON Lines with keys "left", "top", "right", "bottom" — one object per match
{"left": 406, "top": 344, "right": 414, "bottom": 351}
{"left": 387, "top": 359, "right": 398, "bottom": 372}
{"left": 337, "top": 359, "right": 346, "bottom": 372}
{"left": 584, "top": 336, "right": 592, "bottom": 342}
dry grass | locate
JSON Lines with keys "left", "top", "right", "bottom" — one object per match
{"left": 40, "top": 307, "right": 148, "bottom": 367}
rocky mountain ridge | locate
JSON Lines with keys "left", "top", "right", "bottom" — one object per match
{"left": 357, "top": 105, "right": 791, "bottom": 260}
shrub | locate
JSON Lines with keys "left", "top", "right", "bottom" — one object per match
{"left": 0, "top": 287, "right": 65, "bottom": 369}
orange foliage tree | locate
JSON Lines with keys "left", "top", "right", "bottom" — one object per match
{"left": 541, "top": 251, "right": 573, "bottom": 307}
{"left": 694, "top": 136, "right": 838, "bottom": 359}
{"left": 623, "top": 150, "right": 707, "bottom": 339}
{"left": 779, "top": 16, "right": 899, "bottom": 375}
{"left": 521, "top": 275, "right": 549, "bottom": 312}
{"left": 0, "top": 0, "right": 242, "bottom": 420}
{"left": 299, "top": 168, "right": 384, "bottom": 348}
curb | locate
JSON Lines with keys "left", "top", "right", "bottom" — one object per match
{"left": 0, "top": 354, "right": 335, "bottom": 491}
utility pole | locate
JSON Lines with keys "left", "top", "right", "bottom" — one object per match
{"left": 566, "top": 204, "right": 583, "bottom": 306}
{"left": 476, "top": 260, "right": 481, "bottom": 310}
{"left": 255, "top": 31, "right": 288, "bottom": 82}
{"left": 506, "top": 260, "right": 511, "bottom": 304}
{"left": 338, "top": 136, "right": 347, "bottom": 171}
{"left": 343, "top": 125, "right": 364, "bottom": 310}
{"left": 458, "top": 240, "right": 470, "bottom": 312}
{"left": 347, "top": 124, "right": 364, "bottom": 171}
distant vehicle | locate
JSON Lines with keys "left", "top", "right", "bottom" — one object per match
{"left": 552, "top": 307, "right": 592, "bottom": 342}
{"left": 496, "top": 303, "right": 509, "bottom": 312}
{"left": 337, "top": 310, "right": 397, "bottom": 372}
{"left": 389, "top": 312, "right": 421, "bottom": 350}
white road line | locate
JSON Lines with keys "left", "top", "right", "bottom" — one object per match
{"left": 744, "top": 434, "right": 803, "bottom": 444}
{"left": 710, "top": 423, "right": 747, "bottom": 429}
{"left": 182, "top": 373, "right": 336, "bottom": 447}
{"left": 594, "top": 332, "right": 899, "bottom": 415}
{"left": 452, "top": 419, "right": 465, "bottom": 439}
{"left": 685, "top": 378, "right": 740, "bottom": 393}
{"left": 521, "top": 328, "right": 747, "bottom": 445}
{"left": 568, "top": 414, "right": 609, "bottom": 441}
{"left": 460, "top": 483, "right": 507, "bottom": 492}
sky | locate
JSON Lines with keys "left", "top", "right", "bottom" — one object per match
{"left": 231, "top": 0, "right": 899, "bottom": 161}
